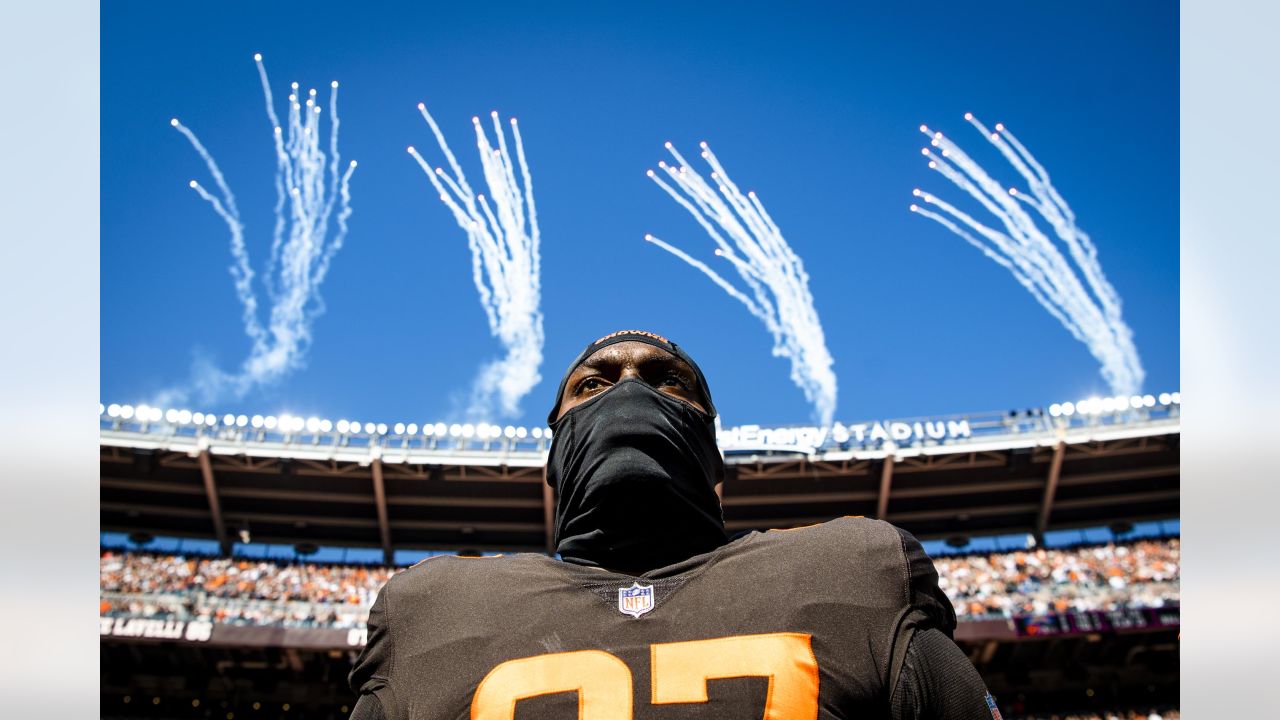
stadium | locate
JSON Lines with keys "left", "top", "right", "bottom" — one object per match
{"left": 100, "top": 393, "right": 1180, "bottom": 720}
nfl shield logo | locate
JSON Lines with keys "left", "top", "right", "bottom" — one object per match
{"left": 984, "top": 693, "right": 1003, "bottom": 720}
{"left": 617, "top": 582, "right": 655, "bottom": 618}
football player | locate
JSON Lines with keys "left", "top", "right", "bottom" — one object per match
{"left": 349, "top": 330, "right": 998, "bottom": 719}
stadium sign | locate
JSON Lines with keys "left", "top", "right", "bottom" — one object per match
{"left": 717, "top": 419, "right": 972, "bottom": 454}
{"left": 97, "top": 609, "right": 1178, "bottom": 650}
{"left": 100, "top": 616, "right": 213, "bottom": 642}
{"left": 1014, "top": 607, "right": 1179, "bottom": 638}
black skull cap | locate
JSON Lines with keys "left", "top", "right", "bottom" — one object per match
{"left": 546, "top": 330, "right": 717, "bottom": 425}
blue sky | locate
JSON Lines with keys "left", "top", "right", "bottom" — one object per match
{"left": 101, "top": 1, "right": 1178, "bottom": 429}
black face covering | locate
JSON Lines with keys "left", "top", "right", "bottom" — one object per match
{"left": 547, "top": 378, "right": 728, "bottom": 575}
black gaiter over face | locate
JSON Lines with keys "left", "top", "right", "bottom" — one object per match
{"left": 547, "top": 379, "right": 729, "bottom": 575}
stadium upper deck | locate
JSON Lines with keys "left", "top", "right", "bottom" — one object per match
{"left": 101, "top": 393, "right": 1180, "bottom": 561}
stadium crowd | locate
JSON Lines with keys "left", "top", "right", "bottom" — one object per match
{"left": 100, "top": 553, "right": 393, "bottom": 629}
{"left": 934, "top": 537, "right": 1180, "bottom": 618}
{"left": 99, "top": 537, "right": 1179, "bottom": 629}
{"left": 1008, "top": 707, "right": 1177, "bottom": 712}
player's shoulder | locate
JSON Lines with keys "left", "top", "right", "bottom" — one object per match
{"left": 759, "top": 515, "right": 917, "bottom": 555}
{"left": 385, "top": 553, "right": 539, "bottom": 594}
{"left": 751, "top": 516, "right": 932, "bottom": 589}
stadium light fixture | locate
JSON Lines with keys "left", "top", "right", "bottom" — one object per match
{"left": 1158, "top": 392, "right": 1171, "bottom": 405}
{"left": 99, "top": 403, "right": 105, "bottom": 415}
{"left": 422, "top": 424, "right": 434, "bottom": 437}
{"left": 236, "top": 415, "right": 249, "bottom": 427}
{"left": 434, "top": 423, "right": 447, "bottom": 437}
{"left": 449, "top": 424, "right": 463, "bottom": 438}
{"left": 530, "top": 427, "right": 540, "bottom": 439}
{"left": 545, "top": 428, "right": 553, "bottom": 439}
{"left": 223, "top": 414, "right": 235, "bottom": 426}
{"left": 319, "top": 419, "right": 333, "bottom": 432}
{"left": 1048, "top": 403, "right": 1061, "bottom": 417}
{"left": 394, "top": 423, "right": 406, "bottom": 435}
{"left": 462, "top": 424, "right": 475, "bottom": 438}
{"left": 121, "top": 405, "right": 135, "bottom": 419}
{"left": 179, "top": 409, "right": 193, "bottom": 424}
{"left": 205, "top": 414, "right": 217, "bottom": 426}
{"left": 149, "top": 406, "right": 163, "bottom": 422}
{"left": 1142, "top": 394, "right": 1156, "bottom": 407}
{"left": 137, "top": 404, "right": 150, "bottom": 420}
{"left": 364, "top": 422, "right": 377, "bottom": 434}
{"left": 292, "top": 416, "right": 306, "bottom": 432}
{"left": 406, "top": 423, "right": 418, "bottom": 435}
{"left": 108, "top": 404, "right": 121, "bottom": 418}
{"left": 376, "top": 423, "right": 388, "bottom": 435}
{"left": 1061, "top": 401, "right": 1075, "bottom": 416}
{"left": 1171, "top": 391, "right": 1180, "bottom": 404}
{"left": 1129, "top": 396, "right": 1143, "bottom": 409}
{"left": 251, "top": 415, "right": 264, "bottom": 428}
{"left": 264, "top": 415, "right": 278, "bottom": 430}
{"left": 1100, "top": 397, "right": 1116, "bottom": 413}
{"left": 306, "top": 417, "right": 321, "bottom": 432}
{"left": 504, "top": 426, "right": 516, "bottom": 439}
{"left": 336, "top": 419, "right": 350, "bottom": 433}
{"left": 192, "top": 412, "right": 204, "bottom": 425}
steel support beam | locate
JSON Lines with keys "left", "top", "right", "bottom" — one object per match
{"left": 1036, "top": 441, "right": 1067, "bottom": 539}
{"left": 876, "top": 455, "right": 895, "bottom": 520}
{"left": 542, "top": 479, "right": 555, "bottom": 555}
{"left": 197, "top": 450, "right": 230, "bottom": 555}
{"left": 370, "top": 458, "right": 393, "bottom": 564}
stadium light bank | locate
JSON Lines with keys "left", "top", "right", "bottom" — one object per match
{"left": 100, "top": 392, "right": 1180, "bottom": 463}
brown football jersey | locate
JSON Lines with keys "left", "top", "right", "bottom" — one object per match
{"left": 349, "top": 516, "right": 957, "bottom": 719}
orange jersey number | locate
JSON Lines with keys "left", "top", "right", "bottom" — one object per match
{"left": 471, "top": 632, "right": 819, "bottom": 720}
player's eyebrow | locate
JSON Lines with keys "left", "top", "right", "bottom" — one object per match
{"left": 636, "top": 353, "right": 696, "bottom": 379}
{"left": 577, "top": 354, "right": 611, "bottom": 371}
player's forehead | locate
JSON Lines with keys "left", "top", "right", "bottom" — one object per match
{"left": 572, "top": 340, "right": 693, "bottom": 375}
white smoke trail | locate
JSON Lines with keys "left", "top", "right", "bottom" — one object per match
{"left": 408, "top": 107, "right": 543, "bottom": 419}
{"left": 167, "top": 54, "right": 356, "bottom": 403}
{"left": 646, "top": 141, "right": 837, "bottom": 426}
{"left": 910, "top": 114, "right": 1143, "bottom": 396}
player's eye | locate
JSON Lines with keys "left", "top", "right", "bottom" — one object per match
{"left": 659, "top": 372, "right": 692, "bottom": 390}
{"left": 575, "top": 377, "right": 609, "bottom": 396}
